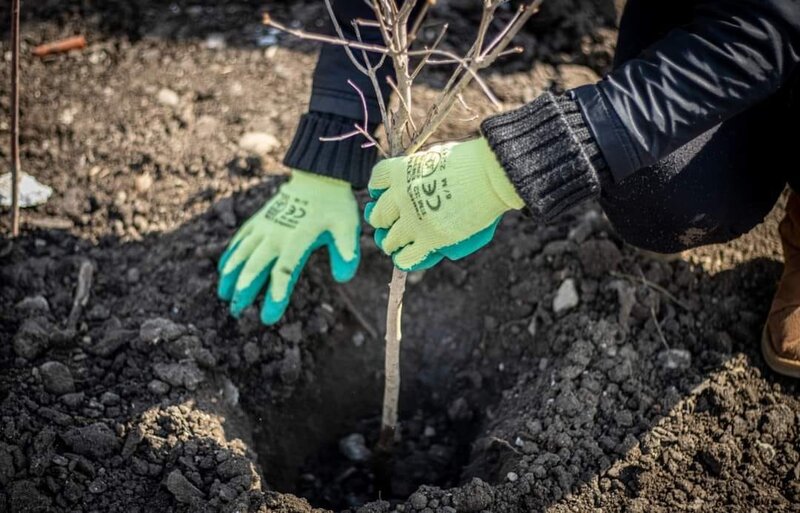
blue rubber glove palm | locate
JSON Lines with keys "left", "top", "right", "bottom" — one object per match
{"left": 217, "top": 170, "right": 360, "bottom": 324}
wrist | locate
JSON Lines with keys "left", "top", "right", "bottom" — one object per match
{"left": 291, "top": 169, "right": 353, "bottom": 192}
{"left": 472, "top": 138, "right": 525, "bottom": 211}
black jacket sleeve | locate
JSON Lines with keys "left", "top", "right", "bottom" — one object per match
{"left": 573, "top": 0, "right": 800, "bottom": 182}
{"left": 283, "top": 0, "right": 394, "bottom": 188}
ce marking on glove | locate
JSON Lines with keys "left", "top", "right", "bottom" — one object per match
{"left": 406, "top": 150, "right": 452, "bottom": 220}
{"left": 264, "top": 193, "right": 308, "bottom": 229}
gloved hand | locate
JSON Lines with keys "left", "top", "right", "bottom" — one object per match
{"left": 365, "top": 138, "right": 524, "bottom": 271}
{"left": 217, "top": 170, "right": 360, "bottom": 324}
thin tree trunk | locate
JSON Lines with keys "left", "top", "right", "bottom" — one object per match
{"left": 377, "top": 267, "right": 407, "bottom": 451}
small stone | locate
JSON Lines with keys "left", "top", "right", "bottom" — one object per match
{"left": 506, "top": 472, "right": 519, "bottom": 482}
{"left": 134, "top": 173, "right": 153, "bottom": 193}
{"left": 657, "top": 348, "right": 691, "bottom": 371}
{"left": 14, "top": 318, "right": 50, "bottom": 360}
{"left": 278, "top": 322, "right": 302, "bottom": 344}
{"left": 40, "top": 361, "right": 75, "bottom": 395}
{"left": 157, "top": 88, "right": 180, "bottom": 108}
{"left": 553, "top": 279, "right": 579, "bottom": 314}
{"left": 88, "top": 478, "right": 107, "bottom": 494}
{"left": 61, "top": 392, "right": 85, "bottom": 408}
{"left": 125, "top": 266, "right": 140, "bottom": 284}
{"left": 238, "top": 132, "right": 280, "bottom": 155}
{"left": 339, "top": 433, "right": 372, "bottom": 462}
{"left": 61, "top": 422, "right": 119, "bottom": 458}
{"left": 100, "top": 392, "right": 120, "bottom": 406}
{"left": 15, "top": 295, "right": 50, "bottom": 315}
{"left": 166, "top": 469, "right": 205, "bottom": 503}
{"left": 409, "top": 492, "right": 428, "bottom": 510}
{"left": 140, "top": 318, "right": 185, "bottom": 344}
{"left": 148, "top": 379, "right": 170, "bottom": 395}
{"left": 153, "top": 362, "right": 205, "bottom": 390}
{"left": 205, "top": 33, "right": 227, "bottom": 50}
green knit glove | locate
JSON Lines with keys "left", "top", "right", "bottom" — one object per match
{"left": 217, "top": 170, "right": 360, "bottom": 324}
{"left": 365, "top": 138, "right": 523, "bottom": 271}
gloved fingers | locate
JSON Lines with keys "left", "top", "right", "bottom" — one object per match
{"left": 391, "top": 241, "right": 439, "bottom": 272}
{"left": 327, "top": 223, "right": 361, "bottom": 283}
{"left": 381, "top": 220, "right": 415, "bottom": 255}
{"left": 218, "top": 218, "right": 258, "bottom": 271}
{"left": 374, "top": 228, "right": 388, "bottom": 251}
{"left": 229, "top": 241, "right": 280, "bottom": 317}
{"left": 217, "top": 235, "right": 261, "bottom": 301}
{"left": 438, "top": 217, "right": 502, "bottom": 261}
{"left": 364, "top": 190, "right": 401, "bottom": 229}
{"left": 260, "top": 245, "right": 315, "bottom": 325}
{"left": 368, "top": 157, "right": 400, "bottom": 198}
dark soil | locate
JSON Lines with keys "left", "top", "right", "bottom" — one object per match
{"left": 2, "top": 1, "right": 799, "bottom": 513}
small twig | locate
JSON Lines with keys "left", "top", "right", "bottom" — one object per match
{"left": 609, "top": 271, "right": 690, "bottom": 311}
{"left": 650, "top": 305, "right": 670, "bottom": 351}
{"left": 337, "top": 287, "right": 379, "bottom": 340}
{"left": 409, "top": 0, "right": 435, "bottom": 42}
{"left": 318, "top": 80, "right": 388, "bottom": 157}
{"left": 263, "top": 13, "right": 390, "bottom": 58}
{"left": 409, "top": 22, "right": 447, "bottom": 80}
{"left": 67, "top": 260, "right": 95, "bottom": 331}
{"left": 10, "top": 0, "right": 21, "bottom": 237}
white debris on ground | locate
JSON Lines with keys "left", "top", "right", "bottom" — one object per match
{"left": 0, "top": 172, "right": 53, "bottom": 208}
{"left": 553, "top": 278, "right": 580, "bottom": 314}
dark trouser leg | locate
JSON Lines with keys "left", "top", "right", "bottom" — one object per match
{"left": 600, "top": 0, "right": 795, "bottom": 254}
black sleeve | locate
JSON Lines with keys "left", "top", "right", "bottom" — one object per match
{"left": 572, "top": 0, "right": 800, "bottom": 182}
{"left": 284, "top": 0, "right": 394, "bottom": 188}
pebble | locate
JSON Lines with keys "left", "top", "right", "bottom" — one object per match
{"left": 506, "top": 472, "right": 519, "bottom": 482}
{"left": 40, "top": 361, "right": 75, "bottom": 395}
{"left": 166, "top": 469, "right": 204, "bottom": 503}
{"left": 15, "top": 295, "right": 50, "bottom": 315}
{"left": 238, "top": 132, "right": 280, "bottom": 155}
{"left": 13, "top": 318, "right": 50, "bottom": 360}
{"left": 156, "top": 88, "right": 180, "bottom": 108}
{"left": 153, "top": 362, "right": 206, "bottom": 390}
{"left": 147, "top": 379, "right": 170, "bottom": 395}
{"left": 339, "top": 433, "right": 372, "bottom": 462}
{"left": 134, "top": 173, "right": 153, "bottom": 193}
{"left": 409, "top": 492, "right": 427, "bottom": 509}
{"left": 140, "top": 318, "right": 185, "bottom": 344}
{"left": 657, "top": 348, "right": 692, "bottom": 371}
{"left": 553, "top": 279, "right": 579, "bottom": 314}
{"left": 61, "top": 422, "right": 119, "bottom": 458}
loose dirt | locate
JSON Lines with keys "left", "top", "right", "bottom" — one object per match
{"left": 1, "top": 1, "right": 798, "bottom": 512}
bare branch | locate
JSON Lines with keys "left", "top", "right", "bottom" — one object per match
{"left": 263, "top": 13, "right": 389, "bottom": 58}
{"left": 409, "top": 0, "right": 435, "bottom": 43}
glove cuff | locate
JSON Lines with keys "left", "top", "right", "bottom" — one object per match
{"left": 284, "top": 112, "right": 378, "bottom": 188}
{"left": 480, "top": 92, "right": 610, "bottom": 222}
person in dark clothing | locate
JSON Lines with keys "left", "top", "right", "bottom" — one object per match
{"left": 217, "top": 0, "right": 800, "bottom": 377}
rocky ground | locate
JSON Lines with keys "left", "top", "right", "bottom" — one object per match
{"left": 1, "top": 1, "right": 799, "bottom": 512}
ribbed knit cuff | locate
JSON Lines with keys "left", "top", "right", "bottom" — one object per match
{"left": 480, "top": 92, "right": 610, "bottom": 222}
{"left": 283, "top": 112, "right": 379, "bottom": 188}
